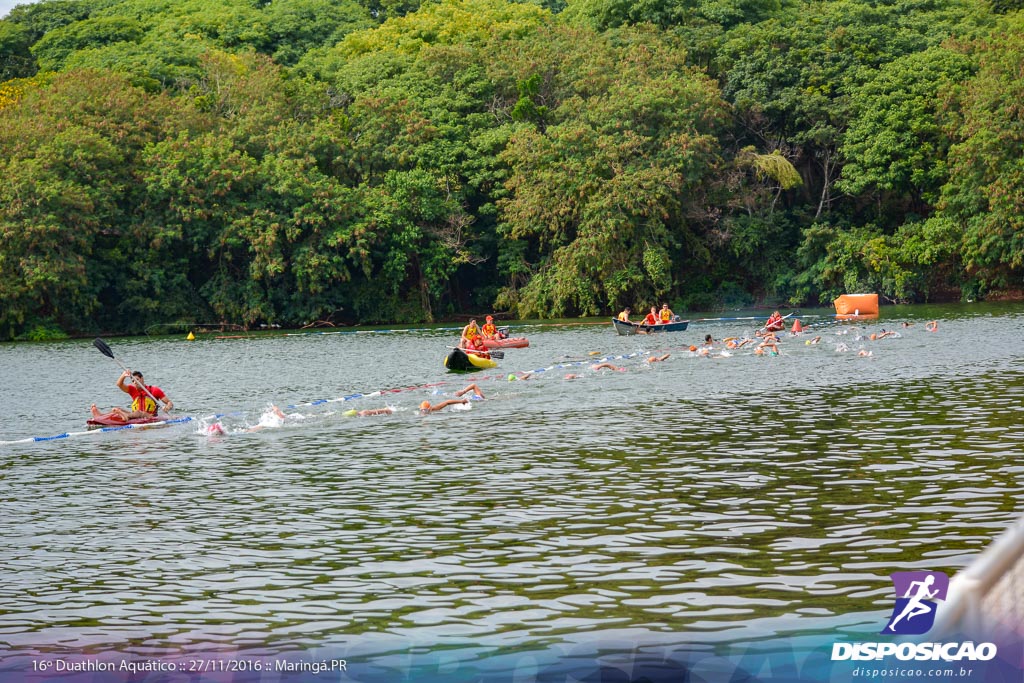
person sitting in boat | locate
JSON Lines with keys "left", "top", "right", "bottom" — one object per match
{"left": 118, "top": 370, "right": 172, "bottom": 418}
{"left": 617, "top": 307, "right": 632, "bottom": 322}
{"left": 642, "top": 307, "right": 659, "bottom": 326}
{"left": 464, "top": 334, "right": 491, "bottom": 359}
{"left": 765, "top": 310, "right": 784, "bottom": 331}
{"left": 91, "top": 370, "right": 173, "bottom": 422}
{"left": 481, "top": 315, "right": 504, "bottom": 340}
{"left": 659, "top": 304, "right": 674, "bottom": 323}
{"left": 459, "top": 319, "right": 481, "bottom": 348}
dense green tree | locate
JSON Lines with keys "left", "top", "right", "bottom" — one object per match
{"left": 0, "top": 20, "right": 37, "bottom": 80}
{"left": 496, "top": 26, "right": 726, "bottom": 317}
{"left": 939, "top": 14, "right": 1024, "bottom": 291}
{"left": 838, "top": 46, "right": 975, "bottom": 218}
{"left": 562, "top": 0, "right": 782, "bottom": 31}
{"left": 30, "top": 15, "right": 144, "bottom": 71}
{"left": 0, "top": 69, "right": 182, "bottom": 338}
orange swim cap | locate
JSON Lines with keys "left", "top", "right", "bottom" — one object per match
{"left": 689, "top": 345, "right": 697, "bottom": 352}
{"left": 420, "top": 401, "right": 430, "bottom": 410}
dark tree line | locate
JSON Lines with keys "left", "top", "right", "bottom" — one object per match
{"left": 1, "top": 0, "right": 1022, "bottom": 339}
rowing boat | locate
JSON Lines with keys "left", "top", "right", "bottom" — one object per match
{"left": 611, "top": 318, "right": 690, "bottom": 336}
{"left": 444, "top": 347, "right": 497, "bottom": 371}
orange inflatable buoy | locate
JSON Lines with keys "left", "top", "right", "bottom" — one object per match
{"left": 791, "top": 319, "right": 803, "bottom": 333}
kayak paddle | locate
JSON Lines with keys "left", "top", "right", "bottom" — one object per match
{"left": 93, "top": 337, "right": 168, "bottom": 413}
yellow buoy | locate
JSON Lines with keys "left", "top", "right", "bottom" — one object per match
{"left": 187, "top": 331, "right": 195, "bottom": 341}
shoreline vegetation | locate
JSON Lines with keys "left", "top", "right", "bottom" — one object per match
{"left": 2, "top": 0, "right": 1023, "bottom": 342}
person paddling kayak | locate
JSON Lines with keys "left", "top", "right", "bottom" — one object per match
{"left": 92, "top": 370, "right": 173, "bottom": 421}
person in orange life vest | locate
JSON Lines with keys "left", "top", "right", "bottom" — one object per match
{"left": 617, "top": 307, "right": 632, "bottom": 322}
{"left": 765, "top": 310, "right": 784, "bottom": 331}
{"left": 481, "top": 316, "right": 499, "bottom": 339}
{"left": 659, "top": 304, "right": 674, "bottom": 323}
{"left": 465, "top": 334, "right": 491, "bottom": 359}
{"left": 459, "top": 319, "right": 480, "bottom": 348}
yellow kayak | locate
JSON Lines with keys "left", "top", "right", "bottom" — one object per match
{"left": 444, "top": 347, "right": 497, "bottom": 371}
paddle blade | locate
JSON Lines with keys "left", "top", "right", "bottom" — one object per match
{"left": 489, "top": 350, "right": 505, "bottom": 360}
{"left": 93, "top": 338, "right": 115, "bottom": 359}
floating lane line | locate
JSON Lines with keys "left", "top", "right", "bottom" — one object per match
{"left": 0, "top": 416, "right": 196, "bottom": 446}
{"left": 5, "top": 358, "right": 654, "bottom": 446}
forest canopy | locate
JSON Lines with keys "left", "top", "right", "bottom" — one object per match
{"left": 1, "top": 0, "right": 1022, "bottom": 339}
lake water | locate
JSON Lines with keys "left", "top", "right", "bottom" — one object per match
{"left": 1, "top": 303, "right": 1022, "bottom": 680}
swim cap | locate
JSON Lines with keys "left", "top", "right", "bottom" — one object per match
{"left": 507, "top": 373, "right": 516, "bottom": 381}
{"left": 689, "top": 345, "right": 697, "bottom": 352}
{"left": 420, "top": 401, "right": 431, "bottom": 410}
{"left": 343, "top": 409, "right": 357, "bottom": 417}
{"left": 470, "top": 394, "right": 483, "bottom": 400}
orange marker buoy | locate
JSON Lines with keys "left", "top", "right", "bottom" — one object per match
{"left": 791, "top": 319, "right": 803, "bottom": 333}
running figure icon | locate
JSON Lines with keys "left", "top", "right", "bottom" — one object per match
{"left": 882, "top": 571, "right": 949, "bottom": 635}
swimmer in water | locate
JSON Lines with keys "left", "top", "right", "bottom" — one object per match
{"left": 591, "top": 362, "right": 626, "bottom": 371}
{"left": 419, "top": 398, "right": 469, "bottom": 413}
{"left": 345, "top": 407, "right": 395, "bottom": 417}
{"left": 455, "top": 383, "right": 485, "bottom": 399}
{"left": 245, "top": 404, "right": 291, "bottom": 431}
{"left": 648, "top": 353, "right": 671, "bottom": 363}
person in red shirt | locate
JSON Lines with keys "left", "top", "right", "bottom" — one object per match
{"left": 91, "top": 370, "right": 172, "bottom": 422}
{"left": 464, "top": 334, "right": 491, "bottom": 359}
{"left": 643, "top": 306, "right": 659, "bottom": 326}
{"left": 117, "top": 370, "right": 172, "bottom": 419}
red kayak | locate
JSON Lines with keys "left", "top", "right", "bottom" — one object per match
{"left": 87, "top": 412, "right": 164, "bottom": 429}
{"left": 482, "top": 337, "right": 529, "bottom": 349}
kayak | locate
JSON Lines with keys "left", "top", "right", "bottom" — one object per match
{"left": 86, "top": 412, "right": 164, "bottom": 429}
{"left": 444, "top": 347, "right": 497, "bottom": 372}
{"left": 482, "top": 337, "right": 529, "bottom": 349}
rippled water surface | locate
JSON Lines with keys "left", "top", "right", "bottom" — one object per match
{"left": 1, "top": 304, "right": 1023, "bottom": 666}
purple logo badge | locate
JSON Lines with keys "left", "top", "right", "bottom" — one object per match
{"left": 882, "top": 571, "right": 949, "bottom": 635}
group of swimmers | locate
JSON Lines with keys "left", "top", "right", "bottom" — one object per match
{"left": 92, "top": 314, "right": 943, "bottom": 431}
{"left": 195, "top": 383, "right": 488, "bottom": 436}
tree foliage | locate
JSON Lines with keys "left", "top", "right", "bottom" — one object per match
{"left": 0, "top": 0, "right": 1020, "bottom": 338}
